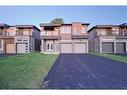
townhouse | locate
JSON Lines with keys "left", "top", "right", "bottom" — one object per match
{"left": 88, "top": 23, "right": 127, "bottom": 53}
{"left": 0, "top": 23, "right": 40, "bottom": 53}
{"left": 40, "top": 22, "right": 89, "bottom": 54}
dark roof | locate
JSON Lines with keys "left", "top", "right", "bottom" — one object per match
{"left": 88, "top": 25, "right": 119, "bottom": 33}
{"left": 15, "top": 25, "right": 40, "bottom": 31}
{"left": 40, "top": 22, "right": 89, "bottom": 27}
{"left": 72, "top": 22, "right": 89, "bottom": 26}
{"left": 40, "top": 23, "right": 61, "bottom": 27}
{"left": 0, "top": 23, "right": 10, "bottom": 27}
{"left": 119, "top": 23, "right": 127, "bottom": 27}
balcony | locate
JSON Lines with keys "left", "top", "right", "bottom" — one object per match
{"left": 95, "top": 31, "right": 127, "bottom": 37}
{"left": 72, "top": 35, "right": 88, "bottom": 39}
{"left": 41, "top": 31, "right": 59, "bottom": 39}
{"left": 15, "top": 31, "right": 33, "bottom": 36}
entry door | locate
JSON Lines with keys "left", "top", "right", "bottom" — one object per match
{"left": 46, "top": 41, "right": 53, "bottom": 51}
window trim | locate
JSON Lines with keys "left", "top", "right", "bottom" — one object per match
{"left": 0, "top": 40, "right": 3, "bottom": 50}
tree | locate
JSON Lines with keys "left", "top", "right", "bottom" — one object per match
{"left": 50, "top": 18, "right": 64, "bottom": 24}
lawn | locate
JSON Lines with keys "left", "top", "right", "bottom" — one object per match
{"left": 0, "top": 52, "right": 58, "bottom": 89}
{"left": 91, "top": 53, "right": 127, "bottom": 63}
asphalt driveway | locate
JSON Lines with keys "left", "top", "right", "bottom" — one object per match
{"left": 41, "top": 54, "right": 127, "bottom": 89}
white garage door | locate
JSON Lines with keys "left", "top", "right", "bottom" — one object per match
{"left": 74, "top": 43, "right": 87, "bottom": 53}
{"left": 17, "top": 43, "right": 27, "bottom": 53}
{"left": 61, "top": 43, "right": 72, "bottom": 53}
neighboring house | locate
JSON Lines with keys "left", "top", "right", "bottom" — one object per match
{"left": 0, "top": 23, "right": 40, "bottom": 53}
{"left": 88, "top": 23, "right": 127, "bottom": 53}
{"left": 40, "top": 22, "right": 89, "bottom": 54}
{"left": 0, "top": 23, "right": 15, "bottom": 53}
{"left": 15, "top": 25, "right": 40, "bottom": 53}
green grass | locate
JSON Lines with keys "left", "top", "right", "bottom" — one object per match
{"left": 91, "top": 52, "right": 127, "bottom": 63}
{"left": 0, "top": 52, "right": 58, "bottom": 89}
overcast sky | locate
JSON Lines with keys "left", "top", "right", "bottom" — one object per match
{"left": 0, "top": 6, "right": 127, "bottom": 29}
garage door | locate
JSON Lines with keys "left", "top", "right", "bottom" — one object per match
{"left": 116, "top": 42, "right": 126, "bottom": 53}
{"left": 74, "top": 43, "right": 87, "bottom": 53}
{"left": 17, "top": 43, "right": 27, "bottom": 53}
{"left": 61, "top": 43, "right": 72, "bottom": 53}
{"left": 6, "top": 44, "right": 15, "bottom": 53}
{"left": 102, "top": 42, "right": 114, "bottom": 53}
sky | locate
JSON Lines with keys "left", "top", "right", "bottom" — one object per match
{"left": 0, "top": 6, "right": 127, "bottom": 29}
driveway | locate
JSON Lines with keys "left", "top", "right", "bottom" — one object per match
{"left": 41, "top": 54, "right": 127, "bottom": 89}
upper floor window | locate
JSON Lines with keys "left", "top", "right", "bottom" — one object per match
{"left": 112, "top": 31, "right": 119, "bottom": 36}
{"left": 82, "top": 27, "right": 87, "bottom": 33}
{"left": 60, "top": 26, "right": 71, "bottom": 33}
{"left": 124, "top": 31, "right": 127, "bottom": 36}
{"left": 0, "top": 31, "right": 3, "bottom": 36}
{"left": 99, "top": 31, "right": 107, "bottom": 36}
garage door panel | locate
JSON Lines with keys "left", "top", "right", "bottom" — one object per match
{"left": 74, "top": 43, "right": 87, "bottom": 53}
{"left": 102, "top": 42, "right": 114, "bottom": 53}
{"left": 6, "top": 44, "right": 15, "bottom": 53}
{"left": 61, "top": 43, "right": 72, "bottom": 53}
{"left": 17, "top": 43, "right": 26, "bottom": 53}
{"left": 116, "top": 42, "right": 126, "bottom": 53}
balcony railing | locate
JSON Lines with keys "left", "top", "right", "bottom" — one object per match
{"left": 41, "top": 31, "right": 59, "bottom": 36}
{"left": 95, "top": 31, "right": 127, "bottom": 37}
{"left": 15, "top": 31, "right": 33, "bottom": 36}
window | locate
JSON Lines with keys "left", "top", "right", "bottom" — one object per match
{"left": 0, "top": 40, "right": 3, "bottom": 50}
{"left": 82, "top": 27, "right": 86, "bottom": 33}
{"left": 51, "top": 44, "right": 53, "bottom": 50}
{"left": 124, "top": 32, "right": 127, "bottom": 36}
{"left": 60, "top": 26, "right": 71, "bottom": 33}
{"left": 112, "top": 31, "right": 119, "bottom": 36}
{"left": 47, "top": 44, "right": 49, "bottom": 49}
{"left": 99, "top": 31, "right": 107, "bottom": 36}
{"left": 0, "top": 31, "right": 3, "bottom": 36}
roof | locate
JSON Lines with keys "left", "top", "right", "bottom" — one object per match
{"left": 88, "top": 25, "right": 119, "bottom": 33}
{"left": 40, "top": 23, "right": 61, "bottom": 27}
{"left": 0, "top": 23, "right": 10, "bottom": 27}
{"left": 119, "top": 23, "right": 127, "bottom": 27}
{"left": 15, "top": 25, "right": 40, "bottom": 31}
{"left": 40, "top": 22, "right": 89, "bottom": 27}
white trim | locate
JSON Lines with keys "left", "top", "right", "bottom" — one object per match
{"left": 0, "top": 39, "right": 3, "bottom": 51}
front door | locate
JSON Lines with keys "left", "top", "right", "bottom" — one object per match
{"left": 46, "top": 41, "right": 53, "bottom": 51}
